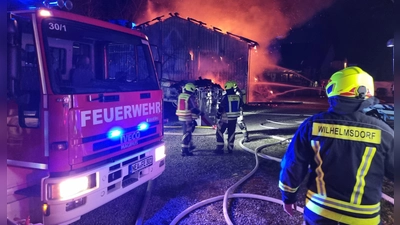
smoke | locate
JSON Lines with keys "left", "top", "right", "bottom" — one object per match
{"left": 137, "top": 0, "right": 334, "bottom": 76}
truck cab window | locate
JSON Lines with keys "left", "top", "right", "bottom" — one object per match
{"left": 107, "top": 43, "right": 136, "bottom": 82}
{"left": 47, "top": 46, "right": 67, "bottom": 86}
{"left": 72, "top": 42, "right": 91, "bottom": 68}
{"left": 70, "top": 55, "right": 94, "bottom": 86}
{"left": 42, "top": 18, "right": 159, "bottom": 94}
{"left": 137, "top": 45, "right": 158, "bottom": 89}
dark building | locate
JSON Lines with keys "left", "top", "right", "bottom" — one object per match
{"left": 137, "top": 14, "right": 256, "bottom": 91}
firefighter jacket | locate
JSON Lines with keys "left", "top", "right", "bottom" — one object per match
{"left": 218, "top": 89, "right": 243, "bottom": 121}
{"left": 176, "top": 92, "right": 201, "bottom": 122}
{"left": 279, "top": 96, "right": 394, "bottom": 225}
{"left": 235, "top": 87, "right": 246, "bottom": 104}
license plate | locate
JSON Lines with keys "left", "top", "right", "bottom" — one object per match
{"left": 129, "top": 156, "right": 153, "bottom": 174}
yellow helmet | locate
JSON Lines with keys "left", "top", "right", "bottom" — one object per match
{"left": 230, "top": 80, "right": 238, "bottom": 89}
{"left": 184, "top": 83, "right": 196, "bottom": 92}
{"left": 325, "top": 66, "right": 374, "bottom": 99}
{"left": 225, "top": 81, "right": 235, "bottom": 90}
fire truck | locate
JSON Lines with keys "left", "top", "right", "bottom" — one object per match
{"left": 7, "top": 5, "right": 166, "bottom": 225}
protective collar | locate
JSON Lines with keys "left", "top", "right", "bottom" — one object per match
{"left": 327, "top": 96, "right": 379, "bottom": 115}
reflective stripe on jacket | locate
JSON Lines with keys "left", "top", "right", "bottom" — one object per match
{"left": 176, "top": 93, "right": 192, "bottom": 121}
{"left": 219, "top": 93, "right": 242, "bottom": 121}
{"left": 176, "top": 92, "right": 201, "bottom": 121}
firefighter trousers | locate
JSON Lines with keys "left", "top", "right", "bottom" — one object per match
{"left": 181, "top": 120, "right": 195, "bottom": 153}
{"left": 216, "top": 119, "right": 236, "bottom": 151}
{"left": 237, "top": 118, "right": 249, "bottom": 141}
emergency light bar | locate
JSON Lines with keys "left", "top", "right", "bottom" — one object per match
{"left": 43, "top": 0, "right": 73, "bottom": 10}
{"left": 109, "top": 19, "right": 136, "bottom": 29}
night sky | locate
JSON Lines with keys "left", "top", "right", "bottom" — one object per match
{"left": 277, "top": 0, "right": 394, "bottom": 80}
{"left": 8, "top": 0, "right": 394, "bottom": 81}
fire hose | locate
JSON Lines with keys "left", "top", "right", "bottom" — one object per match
{"left": 170, "top": 135, "right": 302, "bottom": 225}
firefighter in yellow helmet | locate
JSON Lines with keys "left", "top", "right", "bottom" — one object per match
{"left": 279, "top": 67, "right": 394, "bottom": 224}
{"left": 175, "top": 82, "right": 203, "bottom": 156}
{"left": 214, "top": 81, "right": 245, "bottom": 154}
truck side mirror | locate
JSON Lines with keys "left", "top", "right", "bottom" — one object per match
{"left": 8, "top": 16, "right": 21, "bottom": 97}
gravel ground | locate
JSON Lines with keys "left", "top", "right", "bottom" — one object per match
{"left": 72, "top": 99, "right": 394, "bottom": 225}
{"left": 142, "top": 131, "right": 303, "bottom": 225}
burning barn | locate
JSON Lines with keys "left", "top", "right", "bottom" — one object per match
{"left": 136, "top": 13, "right": 258, "bottom": 104}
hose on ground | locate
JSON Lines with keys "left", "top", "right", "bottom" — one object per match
{"left": 170, "top": 193, "right": 303, "bottom": 225}
{"left": 222, "top": 136, "right": 291, "bottom": 225}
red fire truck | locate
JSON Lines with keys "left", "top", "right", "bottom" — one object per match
{"left": 7, "top": 6, "right": 166, "bottom": 225}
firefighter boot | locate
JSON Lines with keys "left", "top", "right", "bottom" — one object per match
{"left": 182, "top": 151, "right": 194, "bottom": 156}
{"left": 182, "top": 149, "right": 194, "bottom": 157}
{"left": 243, "top": 134, "right": 250, "bottom": 143}
{"left": 189, "top": 143, "right": 196, "bottom": 151}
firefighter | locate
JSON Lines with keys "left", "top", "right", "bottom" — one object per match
{"left": 279, "top": 66, "right": 394, "bottom": 224}
{"left": 70, "top": 55, "right": 94, "bottom": 86}
{"left": 175, "top": 82, "right": 203, "bottom": 156}
{"left": 230, "top": 81, "right": 250, "bottom": 142}
{"left": 214, "top": 81, "right": 244, "bottom": 154}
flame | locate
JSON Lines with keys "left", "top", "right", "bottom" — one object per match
{"left": 189, "top": 50, "right": 194, "bottom": 61}
{"left": 200, "top": 73, "right": 225, "bottom": 87}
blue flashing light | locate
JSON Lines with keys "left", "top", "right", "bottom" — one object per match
{"left": 18, "top": 0, "right": 33, "bottom": 4}
{"left": 109, "top": 19, "right": 136, "bottom": 29}
{"left": 138, "top": 122, "right": 149, "bottom": 131}
{"left": 108, "top": 127, "right": 124, "bottom": 139}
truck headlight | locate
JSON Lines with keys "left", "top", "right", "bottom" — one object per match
{"left": 48, "top": 173, "right": 97, "bottom": 200}
{"left": 155, "top": 145, "right": 166, "bottom": 161}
